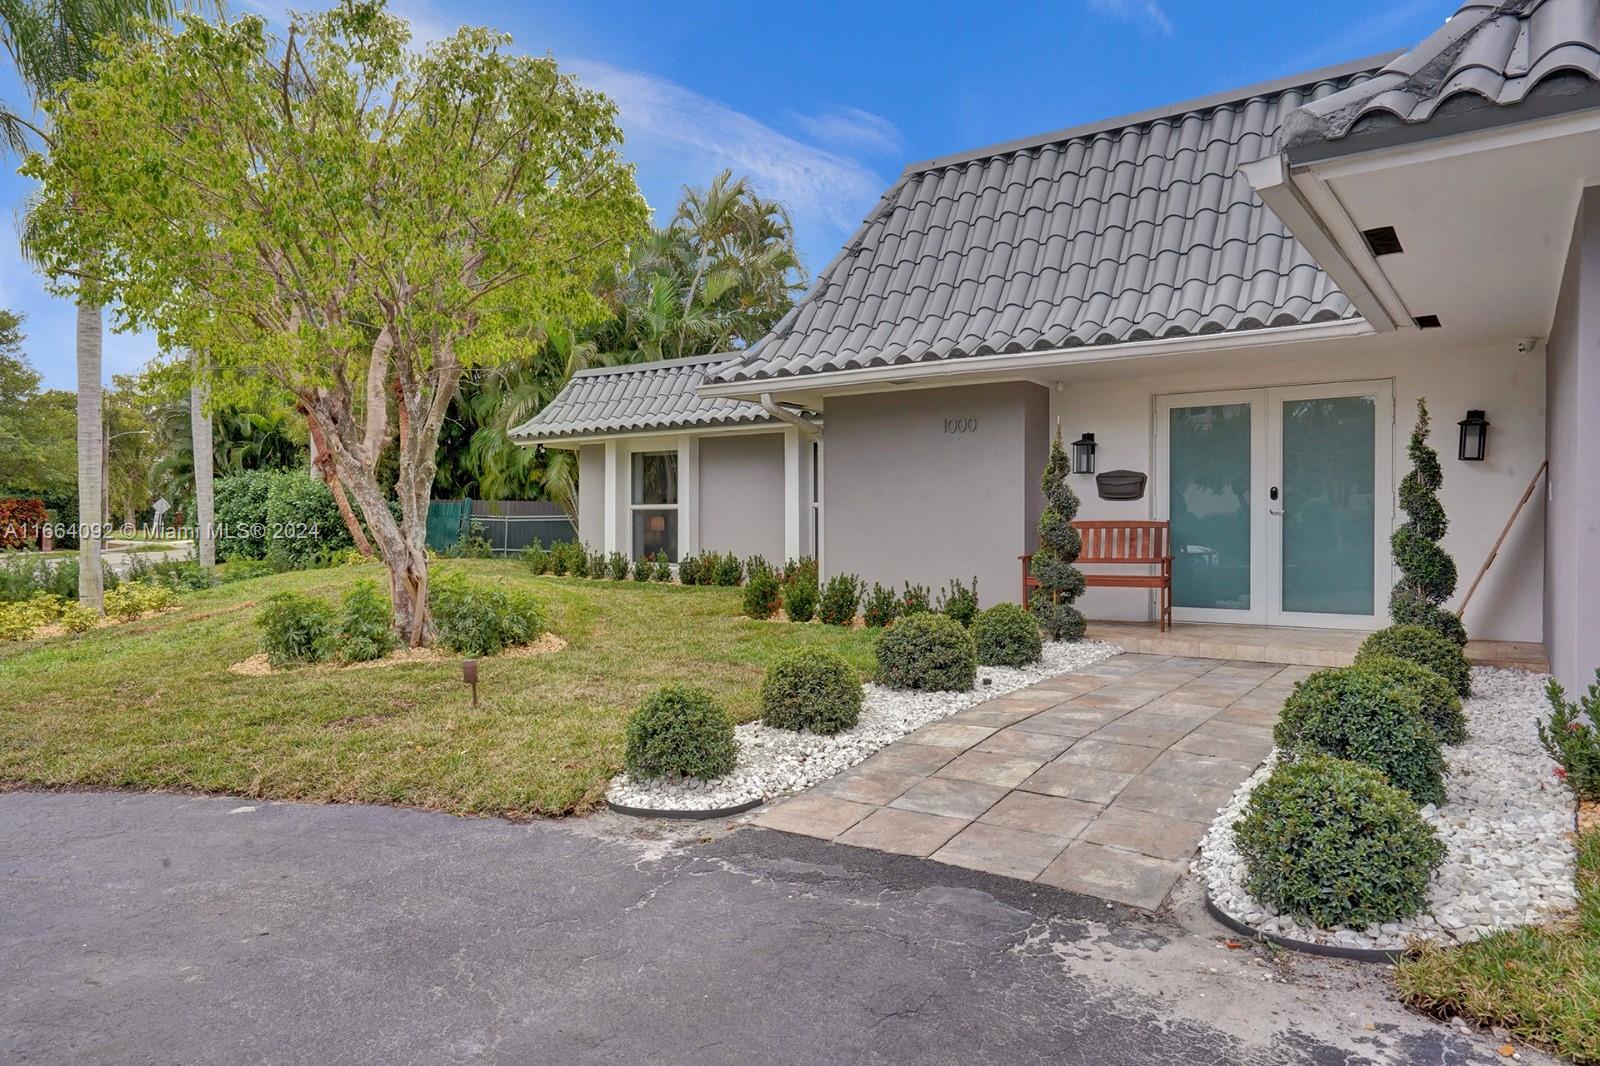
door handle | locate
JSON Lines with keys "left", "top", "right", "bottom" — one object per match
{"left": 1268, "top": 508, "right": 1284, "bottom": 516}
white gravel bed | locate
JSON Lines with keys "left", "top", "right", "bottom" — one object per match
{"left": 1196, "top": 666, "right": 1579, "bottom": 952}
{"left": 607, "top": 639, "right": 1120, "bottom": 812}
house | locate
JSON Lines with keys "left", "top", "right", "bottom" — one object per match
{"left": 513, "top": 0, "right": 1600, "bottom": 692}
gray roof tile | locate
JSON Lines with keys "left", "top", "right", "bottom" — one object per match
{"left": 1283, "top": 0, "right": 1600, "bottom": 152}
{"left": 510, "top": 354, "right": 772, "bottom": 442}
{"left": 710, "top": 63, "right": 1377, "bottom": 386}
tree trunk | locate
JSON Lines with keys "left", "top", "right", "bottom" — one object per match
{"left": 190, "top": 374, "right": 216, "bottom": 570}
{"left": 303, "top": 409, "right": 372, "bottom": 556}
{"left": 76, "top": 300, "right": 104, "bottom": 610}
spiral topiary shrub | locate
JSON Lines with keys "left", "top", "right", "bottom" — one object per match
{"left": 760, "top": 648, "right": 862, "bottom": 735}
{"left": 624, "top": 685, "right": 738, "bottom": 781}
{"left": 1030, "top": 429, "right": 1087, "bottom": 640}
{"left": 874, "top": 612, "right": 977, "bottom": 691}
{"left": 971, "top": 602, "right": 1043, "bottom": 667}
{"left": 1235, "top": 755, "right": 1445, "bottom": 928}
{"left": 1354, "top": 654, "right": 1467, "bottom": 744}
{"left": 1357, "top": 623, "right": 1471, "bottom": 697}
{"left": 1274, "top": 666, "right": 1446, "bottom": 804}
{"left": 1389, "top": 399, "right": 1466, "bottom": 646}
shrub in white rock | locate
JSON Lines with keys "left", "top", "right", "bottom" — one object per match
{"left": 874, "top": 612, "right": 977, "bottom": 691}
{"left": 624, "top": 685, "right": 738, "bottom": 781}
{"left": 1276, "top": 667, "right": 1446, "bottom": 805}
{"left": 760, "top": 648, "right": 862, "bottom": 735}
{"left": 971, "top": 603, "right": 1042, "bottom": 667}
{"left": 1357, "top": 623, "right": 1470, "bottom": 697}
{"left": 1354, "top": 654, "right": 1466, "bottom": 744}
{"left": 1236, "top": 755, "right": 1445, "bottom": 928}
{"left": 1537, "top": 668, "right": 1600, "bottom": 801}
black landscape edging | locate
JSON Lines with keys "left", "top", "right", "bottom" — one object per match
{"left": 606, "top": 796, "right": 763, "bottom": 821}
{"left": 1204, "top": 893, "right": 1404, "bottom": 964}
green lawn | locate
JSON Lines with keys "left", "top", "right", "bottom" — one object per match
{"left": 1396, "top": 827, "right": 1599, "bottom": 1064}
{"left": 0, "top": 560, "right": 878, "bottom": 817}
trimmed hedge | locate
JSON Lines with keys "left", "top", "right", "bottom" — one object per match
{"left": 1354, "top": 654, "right": 1467, "bottom": 745}
{"left": 1236, "top": 755, "right": 1445, "bottom": 928}
{"left": 1357, "top": 624, "right": 1471, "bottom": 697}
{"left": 874, "top": 612, "right": 977, "bottom": 691}
{"left": 624, "top": 685, "right": 738, "bottom": 780}
{"left": 971, "top": 602, "right": 1042, "bottom": 667}
{"left": 760, "top": 648, "right": 862, "bottom": 735}
{"left": 1274, "top": 667, "right": 1446, "bottom": 804}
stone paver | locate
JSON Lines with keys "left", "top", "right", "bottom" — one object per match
{"left": 752, "top": 652, "right": 1293, "bottom": 910}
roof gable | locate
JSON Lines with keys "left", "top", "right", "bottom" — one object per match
{"left": 709, "top": 62, "right": 1381, "bottom": 387}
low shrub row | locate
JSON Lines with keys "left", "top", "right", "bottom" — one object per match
{"left": 1236, "top": 621, "right": 1474, "bottom": 928}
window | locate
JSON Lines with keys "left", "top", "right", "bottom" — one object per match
{"left": 630, "top": 451, "right": 678, "bottom": 561}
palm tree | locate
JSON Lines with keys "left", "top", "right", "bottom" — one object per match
{"left": 1, "top": 0, "right": 176, "bottom": 608}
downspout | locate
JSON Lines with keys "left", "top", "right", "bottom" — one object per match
{"left": 759, "top": 393, "right": 820, "bottom": 436}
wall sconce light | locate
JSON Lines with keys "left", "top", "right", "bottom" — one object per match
{"left": 1457, "top": 410, "right": 1489, "bottom": 462}
{"left": 1071, "top": 433, "right": 1097, "bottom": 475}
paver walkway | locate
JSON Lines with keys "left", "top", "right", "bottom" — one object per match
{"left": 753, "top": 653, "right": 1311, "bottom": 908}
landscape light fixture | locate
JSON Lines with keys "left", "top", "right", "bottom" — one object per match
{"left": 462, "top": 658, "right": 479, "bottom": 707}
{"left": 1457, "top": 410, "right": 1489, "bottom": 462}
{"left": 1071, "top": 433, "right": 1097, "bottom": 476}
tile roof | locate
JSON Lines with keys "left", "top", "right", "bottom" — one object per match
{"left": 509, "top": 354, "right": 772, "bottom": 443}
{"left": 1283, "top": 0, "right": 1600, "bottom": 154}
{"left": 708, "top": 61, "right": 1384, "bottom": 387}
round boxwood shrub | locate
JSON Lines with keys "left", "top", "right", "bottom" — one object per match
{"left": 1235, "top": 755, "right": 1445, "bottom": 928}
{"left": 971, "top": 602, "right": 1042, "bottom": 667}
{"left": 1357, "top": 623, "right": 1471, "bottom": 697}
{"left": 624, "top": 685, "right": 738, "bottom": 781}
{"left": 1274, "top": 667, "right": 1446, "bottom": 805}
{"left": 1354, "top": 654, "right": 1467, "bottom": 745}
{"left": 760, "top": 648, "right": 862, "bottom": 735}
{"left": 874, "top": 612, "right": 977, "bottom": 691}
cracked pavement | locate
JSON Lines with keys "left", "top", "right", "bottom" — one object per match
{"left": 0, "top": 791, "right": 1552, "bottom": 1065}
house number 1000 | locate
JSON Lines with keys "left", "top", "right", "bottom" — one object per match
{"left": 943, "top": 417, "right": 977, "bottom": 434}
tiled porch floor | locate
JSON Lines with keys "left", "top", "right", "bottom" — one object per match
{"left": 1085, "top": 620, "right": 1548, "bottom": 672}
{"left": 752, "top": 653, "right": 1310, "bottom": 909}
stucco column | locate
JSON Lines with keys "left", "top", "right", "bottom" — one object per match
{"left": 602, "top": 440, "right": 621, "bottom": 554}
{"left": 783, "top": 427, "right": 801, "bottom": 563}
{"left": 677, "top": 434, "right": 699, "bottom": 558}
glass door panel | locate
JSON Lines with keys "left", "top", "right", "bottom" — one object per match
{"left": 1278, "top": 395, "right": 1376, "bottom": 615}
{"left": 1167, "top": 402, "right": 1256, "bottom": 615}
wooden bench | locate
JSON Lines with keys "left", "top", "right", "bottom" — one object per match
{"left": 1021, "top": 520, "right": 1173, "bottom": 632}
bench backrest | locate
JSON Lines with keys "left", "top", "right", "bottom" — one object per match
{"left": 1070, "top": 520, "right": 1170, "bottom": 564}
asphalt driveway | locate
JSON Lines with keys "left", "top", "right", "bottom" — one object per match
{"left": 0, "top": 791, "right": 1542, "bottom": 1065}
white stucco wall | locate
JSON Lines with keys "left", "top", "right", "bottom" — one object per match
{"left": 698, "top": 432, "right": 787, "bottom": 562}
{"left": 1048, "top": 335, "right": 1547, "bottom": 643}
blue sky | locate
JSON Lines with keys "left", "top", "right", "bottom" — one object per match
{"left": 0, "top": 0, "right": 1452, "bottom": 390}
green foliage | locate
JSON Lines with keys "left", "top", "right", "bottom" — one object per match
{"left": 1357, "top": 624, "right": 1472, "bottom": 697}
{"left": 104, "top": 580, "right": 177, "bottom": 621}
{"left": 256, "top": 592, "right": 335, "bottom": 667}
{"left": 553, "top": 542, "right": 583, "bottom": 577}
{"left": 522, "top": 542, "right": 552, "bottom": 575}
{"left": 745, "top": 555, "right": 774, "bottom": 582}
{"left": 606, "top": 551, "right": 631, "bottom": 580}
{"left": 1236, "top": 755, "right": 1445, "bottom": 928}
{"left": 742, "top": 569, "right": 780, "bottom": 619}
{"left": 783, "top": 573, "right": 819, "bottom": 623}
{"left": 1538, "top": 671, "right": 1600, "bottom": 802}
{"left": 632, "top": 553, "right": 654, "bottom": 581}
{"left": 652, "top": 554, "right": 672, "bottom": 581}
{"left": 0, "top": 311, "right": 76, "bottom": 500}
{"left": 445, "top": 522, "right": 495, "bottom": 559}
{"left": 1354, "top": 654, "right": 1467, "bottom": 745}
{"left": 213, "top": 470, "right": 354, "bottom": 567}
{"left": 428, "top": 572, "right": 543, "bottom": 657}
{"left": 0, "top": 601, "right": 38, "bottom": 642}
{"left": 336, "top": 580, "right": 399, "bottom": 663}
{"left": 862, "top": 582, "right": 899, "bottom": 628}
{"left": 971, "top": 603, "right": 1043, "bottom": 667}
{"left": 57, "top": 600, "right": 100, "bottom": 634}
{"left": 1390, "top": 400, "right": 1465, "bottom": 645}
{"left": 1275, "top": 667, "right": 1446, "bottom": 804}
{"left": 899, "top": 582, "right": 931, "bottom": 617}
{"left": 937, "top": 576, "right": 979, "bottom": 627}
{"left": 676, "top": 553, "right": 703, "bottom": 585}
{"left": 623, "top": 685, "right": 738, "bottom": 781}
{"left": 0, "top": 553, "right": 116, "bottom": 603}
{"left": 709, "top": 551, "right": 744, "bottom": 587}
{"left": 874, "top": 612, "right": 978, "bottom": 691}
{"left": 760, "top": 648, "right": 861, "bottom": 735}
{"left": 818, "top": 573, "right": 863, "bottom": 626}
{"left": 1031, "top": 430, "right": 1086, "bottom": 641}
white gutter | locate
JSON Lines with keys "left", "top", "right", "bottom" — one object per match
{"left": 1238, "top": 154, "right": 1405, "bottom": 333}
{"left": 697, "top": 318, "right": 1374, "bottom": 400}
{"left": 759, "top": 393, "right": 821, "bottom": 436}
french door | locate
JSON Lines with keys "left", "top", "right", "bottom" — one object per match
{"left": 1155, "top": 381, "right": 1392, "bottom": 629}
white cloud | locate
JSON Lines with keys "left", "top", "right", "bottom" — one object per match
{"left": 791, "top": 106, "right": 903, "bottom": 157}
{"left": 1087, "top": 0, "right": 1174, "bottom": 36}
{"left": 568, "top": 59, "right": 886, "bottom": 233}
